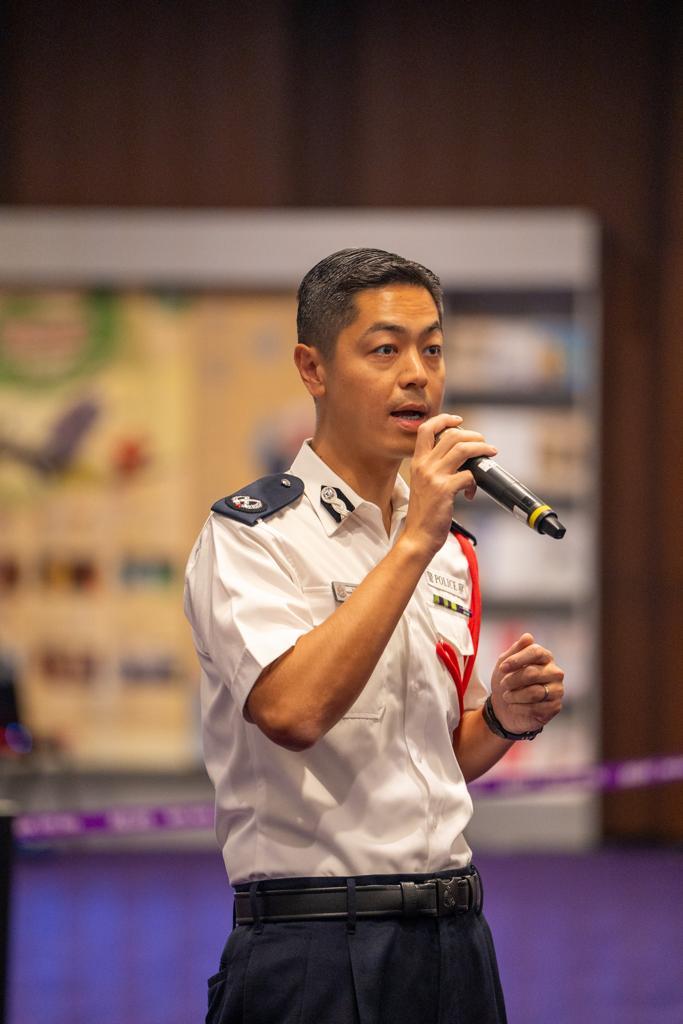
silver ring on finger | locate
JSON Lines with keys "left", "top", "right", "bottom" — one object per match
{"left": 542, "top": 683, "right": 550, "bottom": 702}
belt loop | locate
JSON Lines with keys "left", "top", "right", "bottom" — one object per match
{"left": 249, "top": 881, "right": 264, "bottom": 933}
{"left": 346, "top": 877, "right": 357, "bottom": 934}
{"left": 472, "top": 866, "right": 483, "bottom": 915}
{"left": 232, "top": 896, "right": 237, "bottom": 930}
{"left": 400, "top": 881, "right": 419, "bottom": 918}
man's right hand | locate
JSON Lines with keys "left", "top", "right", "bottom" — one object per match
{"left": 402, "top": 413, "right": 498, "bottom": 559}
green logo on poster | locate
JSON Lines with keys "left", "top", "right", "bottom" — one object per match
{"left": 0, "top": 291, "right": 117, "bottom": 388}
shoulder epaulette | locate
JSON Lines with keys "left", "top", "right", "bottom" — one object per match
{"left": 450, "top": 519, "right": 477, "bottom": 546}
{"left": 211, "top": 473, "right": 304, "bottom": 525}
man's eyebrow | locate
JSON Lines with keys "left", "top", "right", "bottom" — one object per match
{"left": 360, "top": 320, "right": 442, "bottom": 339}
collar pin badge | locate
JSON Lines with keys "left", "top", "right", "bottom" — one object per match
{"left": 320, "top": 485, "right": 351, "bottom": 523}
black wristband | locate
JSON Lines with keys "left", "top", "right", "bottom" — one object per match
{"left": 482, "top": 695, "right": 543, "bottom": 742}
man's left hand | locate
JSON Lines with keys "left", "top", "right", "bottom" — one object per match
{"left": 490, "top": 633, "right": 564, "bottom": 735}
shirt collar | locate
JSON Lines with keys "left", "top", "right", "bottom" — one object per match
{"left": 289, "top": 440, "right": 410, "bottom": 537}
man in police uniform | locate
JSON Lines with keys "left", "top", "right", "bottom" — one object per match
{"left": 184, "top": 249, "right": 565, "bottom": 1023}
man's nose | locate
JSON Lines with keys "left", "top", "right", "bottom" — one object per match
{"left": 397, "top": 348, "right": 428, "bottom": 388}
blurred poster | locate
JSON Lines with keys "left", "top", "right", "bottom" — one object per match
{"left": 442, "top": 302, "right": 597, "bottom": 782}
{"left": 0, "top": 290, "right": 195, "bottom": 766}
{"left": 443, "top": 312, "right": 589, "bottom": 397}
{"left": 0, "top": 289, "right": 315, "bottom": 769}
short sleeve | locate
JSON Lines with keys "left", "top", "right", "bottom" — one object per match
{"left": 184, "top": 514, "right": 313, "bottom": 712}
{"left": 464, "top": 658, "right": 489, "bottom": 711}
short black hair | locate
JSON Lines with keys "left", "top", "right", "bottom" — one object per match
{"left": 296, "top": 248, "right": 444, "bottom": 359}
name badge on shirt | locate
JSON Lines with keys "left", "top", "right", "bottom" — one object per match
{"left": 426, "top": 570, "right": 468, "bottom": 602}
{"left": 331, "top": 581, "right": 357, "bottom": 604}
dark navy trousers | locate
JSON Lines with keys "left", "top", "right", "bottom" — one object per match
{"left": 206, "top": 869, "right": 508, "bottom": 1024}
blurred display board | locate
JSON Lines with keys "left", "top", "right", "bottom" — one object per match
{"left": 0, "top": 288, "right": 597, "bottom": 783}
{"left": 443, "top": 293, "right": 599, "bottom": 802}
{"left": 0, "top": 290, "right": 309, "bottom": 768}
{"left": 0, "top": 210, "right": 600, "bottom": 848}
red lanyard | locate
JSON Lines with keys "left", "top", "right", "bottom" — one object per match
{"left": 435, "top": 528, "right": 481, "bottom": 719}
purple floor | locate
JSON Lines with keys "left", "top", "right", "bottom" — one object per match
{"left": 7, "top": 846, "right": 683, "bottom": 1023}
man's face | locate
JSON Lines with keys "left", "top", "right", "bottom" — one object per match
{"left": 319, "top": 284, "right": 445, "bottom": 462}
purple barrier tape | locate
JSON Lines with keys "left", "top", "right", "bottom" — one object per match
{"left": 469, "top": 754, "right": 683, "bottom": 796}
{"left": 11, "top": 754, "right": 683, "bottom": 843}
{"left": 13, "top": 802, "right": 215, "bottom": 842}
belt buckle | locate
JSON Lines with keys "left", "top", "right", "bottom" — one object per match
{"left": 437, "top": 876, "right": 471, "bottom": 915}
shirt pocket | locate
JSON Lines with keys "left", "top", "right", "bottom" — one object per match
{"left": 427, "top": 603, "right": 474, "bottom": 730}
{"left": 302, "top": 584, "right": 386, "bottom": 721}
{"left": 427, "top": 602, "right": 474, "bottom": 660}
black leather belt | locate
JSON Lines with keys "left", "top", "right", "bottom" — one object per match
{"left": 234, "top": 870, "right": 483, "bottom": 925}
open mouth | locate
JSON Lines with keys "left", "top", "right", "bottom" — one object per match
{"left": 390, "top": 410, "right": 427, "bottom": 421}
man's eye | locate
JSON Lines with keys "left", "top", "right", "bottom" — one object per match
{"left": 425, "top": 344, "right": 443, "bottom": 357}
{"left": 374, "top": 344, "right": 396, "bottom": 356}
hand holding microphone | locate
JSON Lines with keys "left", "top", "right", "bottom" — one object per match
{"left": 404, "top": 414, "right": 566, "bottom": 565}
{"left": 404, "top": 414, "right": 499, "bottom": 558}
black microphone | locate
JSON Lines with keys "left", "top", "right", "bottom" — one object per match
{"left": 462, "top": 457, "right": 567, "bottom": 539}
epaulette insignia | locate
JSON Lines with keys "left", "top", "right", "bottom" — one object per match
{"left": 450, "top": 520, "right": 477, "bottom": 546}
{"left": 211, "top": 474, "right": 304, "bottom": 525}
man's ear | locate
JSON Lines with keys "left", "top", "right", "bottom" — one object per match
{"left": 294, "top": 343, "right": 327, "bottom": 399}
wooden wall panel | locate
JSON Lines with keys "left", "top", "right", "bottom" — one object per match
{"left": 2, "top": 1, "right": 294, "bottom": 205}
{"left": 647, "top": 7, "right": 683, "bottom": 841}
{"left": 1, "top": 0, "right": 681, "bottom": 839}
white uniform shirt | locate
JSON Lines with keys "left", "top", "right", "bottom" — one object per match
{"left": 184, "top": 441, "right": 488, "bottom": 883}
